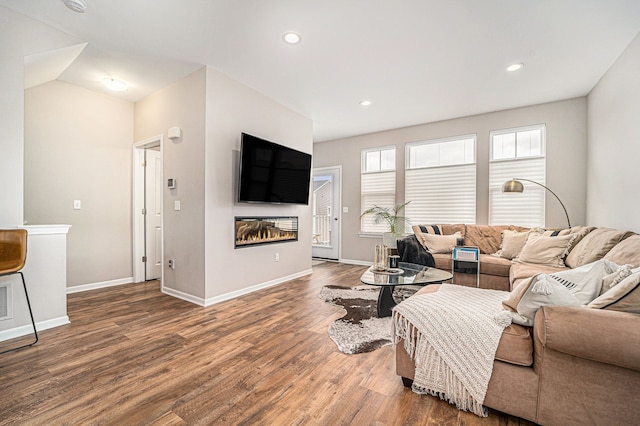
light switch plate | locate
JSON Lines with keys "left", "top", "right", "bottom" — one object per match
{"left": 73, "top": 200, "right": 81, "bottom": 210}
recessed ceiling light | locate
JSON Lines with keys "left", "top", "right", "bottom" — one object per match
{"left": 62, "top": 0, "right": 87, "bottom": 13}
{"left": 359, "top": 100, "right": 372, "bottom": 107}
{"left": 102, "top": 78, "right": 128, "bottom": 92}
{"left": 506, "top": 63, "right": 524, "bottom": 72}
{"left": 282, "top": 32, "right": 302, "bottom": 45}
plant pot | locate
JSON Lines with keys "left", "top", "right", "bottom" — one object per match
{"left": 382, "top": 232, "right": 400, "bottom": 249}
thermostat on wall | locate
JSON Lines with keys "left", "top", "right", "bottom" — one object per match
{"left": 167, "top": 178, "right": 176, "bottom": 189}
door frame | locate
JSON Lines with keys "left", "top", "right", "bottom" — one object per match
{"left": 312, "top": 165, "right": 342, "bottom": 260}
{"left": 133, "top": 135, "right": 164, "bottom": 286}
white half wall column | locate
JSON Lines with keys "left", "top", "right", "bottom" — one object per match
{"left": 0, "top": 224, "right": 71, "bottom": 342}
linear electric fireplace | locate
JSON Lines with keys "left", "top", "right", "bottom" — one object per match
{"left": 235, "top": 216, "right": 299, "bottom": 248}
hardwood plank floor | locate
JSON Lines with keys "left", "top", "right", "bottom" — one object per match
{"left": 0, "top": 262, "right": 536, "bottom": 425}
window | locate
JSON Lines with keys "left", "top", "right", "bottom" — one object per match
{"left": 361, "top": 146, "right": 396, "bottom": 233}
{"left": 405, "top": 135, "right": 476, "bottom": 226}
{"left": 489, "top": 124, "right": 546, "bottom": 227}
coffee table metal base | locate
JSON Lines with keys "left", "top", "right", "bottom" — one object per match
{"left": 377, "top": 285, "right": 397, "bottom": 317}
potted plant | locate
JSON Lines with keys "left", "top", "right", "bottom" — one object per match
{"left": 360, "top": 201, "right": 410, "bottom": 249}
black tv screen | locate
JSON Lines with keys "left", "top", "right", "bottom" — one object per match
{"left": 238, "top": 133, "right": 312, "bottom": 205}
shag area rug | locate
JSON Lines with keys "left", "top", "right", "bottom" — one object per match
{"left": 319, "top": 285, "right": 418, "bottom": 354}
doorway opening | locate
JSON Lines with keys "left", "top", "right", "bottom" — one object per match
{"left": 312, "top": 166, "right": 341, "bottom": 260}
{"left": 133, "top": 135, "right": 164, "bottom": 286}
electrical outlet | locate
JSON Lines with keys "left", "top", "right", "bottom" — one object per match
{"left": 174, "top": 200, "right": 181, "bottom": 211}
{"left": 275, "top": 253, "right": 280, "bottom": 262}
{"left": 168, "top": 259, "right": 175, "bottom": 269}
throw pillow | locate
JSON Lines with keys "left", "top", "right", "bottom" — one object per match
{"left": 501, "top": 273, "right": 582, "bottom": 326}
{"left": 588, "top": 271, "right": 640, "bottom": 313}
{"left": 600, "top": 261, "right": 633, "bottom": 295}
{"left": 493, "top": 230, "right": 531, "bottom": 260}
{"left": 421, "top": 232, "right": 462, "bottom": 254}
{"left": 565, "top": 228, "right": 633, "bottom": 268}
{"left": 548, "top": 259, "right": 622, "bottom": 305}
{"left": 513, "top": 233, "right": 576, "bottom": 268}
{"left": 412, "top": 224, "right": 442, "bottom": 251}
{"left": 540, "top": 226, "right": 594, "bottom": 252}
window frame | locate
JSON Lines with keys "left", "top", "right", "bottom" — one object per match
{"left": 488, "top": 124, "right": 547, "bottom": 227}
{"left": 360, "top": 145, "right": 397, "bottom": 235}
{"left": 404, "top": 134, "right": 477, "bottom": 227}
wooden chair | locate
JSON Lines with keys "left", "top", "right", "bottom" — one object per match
{"left": 0, "top": 229, "right": 38, "bottom": 353}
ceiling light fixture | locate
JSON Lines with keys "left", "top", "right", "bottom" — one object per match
{"left": 282, "top": 32, "right": 302, "bottom": 45}
{"left": 102, "top": 78, "right": 128, "bottom": 92}
{"left": 506, "top": 63, "right": 524, "bottom": 72}
{"left": 359, "top": 100, "right": 372, "bottom": 107}
{"left": 62, "top": 0, "right": 87, "bottom": 13}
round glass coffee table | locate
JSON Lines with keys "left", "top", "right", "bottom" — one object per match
{"left": 360, "top": 262, "right": 453, "bottom": 317}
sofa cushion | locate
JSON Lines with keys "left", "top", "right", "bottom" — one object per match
{"left": 430, "top": 253, "right": 511, "bottom": 278}
{"left": 565, "top": 228, "right": 633, "bottom": 268}
{"left": 510, "top": 262, "right": 568, "bottom": 289}
{"left": 431, "top": 253, "right": 452, "bottom": 271}
{"left": 513, "top": 233, "right": 575, "bottom": 268}
{"left": 464, "top": 225, "right": 510, "bottom": 255}
{"left": 495, "top": 324, "right": 534, "bottom": 367}
{"left": 478, "top": 254, "right": 512, "bottom": 277}
{"left": 603, "top": 234, "right": 640, "bottom": 268}
{"left": 440, "top": 224, "right": 466, "bottom": 238}
{"left": 414, "top": 284, "right": 533, "bottom": 366}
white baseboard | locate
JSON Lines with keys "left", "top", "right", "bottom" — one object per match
{"left": 339, "top": 258, "right": 373, "bottom": 266}
{"left": 162, "top": 269, "right": 314, "bottom": 307}
{"left": 203, "top": 269, "right": 313, "bottom": 307}
{"left": 161, "top": 286, "right": 206, "bottom": 306}
{"left": 67, "top": 277, "right": 133, "bottom": 294}
{"left": 0, "top": 315, "right": 70, "bottom": 343}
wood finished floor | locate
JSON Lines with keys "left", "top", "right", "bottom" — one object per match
{"left": 0, "top": 262, "right": 536, "bottom": 425}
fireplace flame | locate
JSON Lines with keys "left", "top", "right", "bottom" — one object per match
{"left": 235, "top": 219, "right": 298, "bottom": 246}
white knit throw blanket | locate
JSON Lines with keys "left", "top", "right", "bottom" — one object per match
{"left": 392, "top": 285, "right": 510, "bottom": 417}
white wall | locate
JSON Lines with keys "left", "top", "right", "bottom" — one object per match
{"left": 24, "top": 81, "right": 134, "bottom": 288}
{"left": 0, "top": 6, "right": 79, "bottom": 227}
{"left": 204, "top": 67, "right": 313, "bottom": 300}
{"left": 587, "top": 32, "right": 640, "bottom": 233}
{"left": 135, "top": 67, "right": 207, "bottom": 299}
{"left": 314, "top": 97, "right": 588, "bottom": 263}
{"left": 134, "top": 66, "right": 313, "bottom": 304}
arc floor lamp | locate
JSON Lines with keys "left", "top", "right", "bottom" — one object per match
{"left": 502, "top": 178, "right": 571, "bottom": 228}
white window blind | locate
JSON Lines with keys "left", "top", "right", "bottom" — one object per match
{"left": 489, "top": 125, "right": 546, "bottom": 227}
{"left": 361, "top": 171, "right": 396, "bottom": 232}
{"left": 405, "top": 136, "right": 476, "bottom": 226}
{"left": 361, "top": 146, "right": 396, "bottom": 233}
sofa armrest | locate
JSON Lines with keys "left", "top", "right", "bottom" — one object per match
{"left": 534, "top": 306, "right": 640, "bottom": 371}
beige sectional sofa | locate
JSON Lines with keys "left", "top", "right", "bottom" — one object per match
{"left": 396, "top": 224, "right": 640, "bottom": 425}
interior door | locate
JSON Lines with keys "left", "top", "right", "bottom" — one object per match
{"left": 312, "top": 167, "right": 341, "bottom": 260}
{"left": 145, "top": 148, "right": 162, "bottom": 280}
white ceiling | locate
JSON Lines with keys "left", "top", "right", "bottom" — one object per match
{"left": 2, "top": 0, "right": 640, "bottom": 142}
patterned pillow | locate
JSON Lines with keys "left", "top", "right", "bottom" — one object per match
{"left": 412, "top": 224, "right": 442, "bottom": 251}
{"left": 501, "top": 273, "right": 582, "bottom": 326}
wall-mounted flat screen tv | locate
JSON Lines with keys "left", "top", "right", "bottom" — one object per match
{"left": 238, "top": 133, "right": 312, "bottom": 205}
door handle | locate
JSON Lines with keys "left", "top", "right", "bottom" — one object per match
{"left": 334, "top": 217, "right": 338, "bottom": 221}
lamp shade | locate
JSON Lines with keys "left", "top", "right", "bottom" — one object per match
{"left": 502, "top": 179, "right": 524, "bottom": 193}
